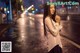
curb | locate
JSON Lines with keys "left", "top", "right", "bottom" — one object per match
{"left": 60, "top": 33, "right": 80, "bottom": 49}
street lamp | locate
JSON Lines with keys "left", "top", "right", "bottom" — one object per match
{"left": 21, "top": 5, "right": 34, "bottom": 17}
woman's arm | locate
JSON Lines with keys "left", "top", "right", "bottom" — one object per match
{"left": 45, "top": 17, "right": 58, "bottom": 37}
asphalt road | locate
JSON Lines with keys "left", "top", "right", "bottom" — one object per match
{"left": 0, "top": 14, "right": 80, "bottom": 53}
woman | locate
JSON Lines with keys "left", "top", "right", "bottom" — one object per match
{"left": 43, "top": 3, "right": 63, "bottom": 53}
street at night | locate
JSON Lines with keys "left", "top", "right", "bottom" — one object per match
{"left": 0, "top": 0, "right": 80, "bottom": 53}
{"left": 0, "top": 13, "right": 80, "bottom": 53}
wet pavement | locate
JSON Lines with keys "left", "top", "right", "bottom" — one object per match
{"left": 0, "top": 14, "right": 80, "bottom": 53}
{"left": 0, "top": 24, "right": 11, "bottom": 36}
{"left": 61, "top": 14, "right": 80, "bottom": 45}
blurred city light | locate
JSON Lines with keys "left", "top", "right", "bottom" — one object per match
{"left": 67, "top": 6, "right": 71, "bottom": 9}
{"left": 21, "top": 5, "right": 24, "bottom": 11}
{"left": 31, "top": 7, "right": 34, "bottom": 10}
{"left": 67, "top": 15, "right": 70, "bottom": 21}
{"left": 20, "top": 0, "right": 22, "bottom": 2}
{"left": 69, "top": 6, "right": 71, "bottom": 9}
{"left": 7, "top": 11, "right": 9, "bottom": 13}
{"left": 4, "top": 8, "right": 7, "bottom": 11}
{"left": 62, "top": 10, "right": 65, "bottom": 13}
{"left": 35, "top": 9, "right": 38, "bottom": 11}
{"left": 32, "top": 11, "right": 35, "bottom": 14}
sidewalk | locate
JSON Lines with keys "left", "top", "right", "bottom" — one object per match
{"left": 61, "top": 36, "right": 80, "bottom": 53}
{"left": 0, "top": 24, "right": 11, "bottom": 36}
{"left": 60, "top": 20, "right": 80, "bottom": 53}
{"left": 60, "top": 20, "right": 80, "bottom": 44}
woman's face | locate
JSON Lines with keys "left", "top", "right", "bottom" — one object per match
{"left": 50, "top": 5, "right": 55, "bottom": 15}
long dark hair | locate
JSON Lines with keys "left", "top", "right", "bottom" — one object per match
{"left": 43, "top": 3, "right": 56, "bottom": 35}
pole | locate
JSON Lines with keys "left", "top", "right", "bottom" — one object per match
{"left": 9, "top": 0, "right": 12, "bottom": 23}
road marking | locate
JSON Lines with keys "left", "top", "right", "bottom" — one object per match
{"left": 61, "top": 36, "right": 80, "bottom": 49}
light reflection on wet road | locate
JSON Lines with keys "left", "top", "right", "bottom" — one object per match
{"left": 0, "top": 14, "right": 47, "bottom": 53}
